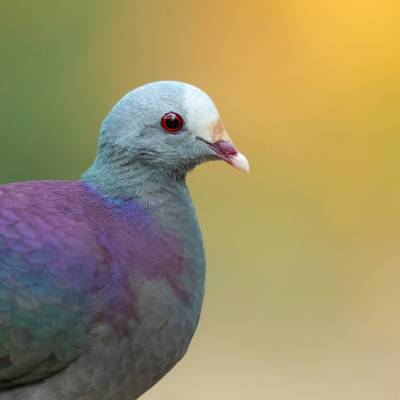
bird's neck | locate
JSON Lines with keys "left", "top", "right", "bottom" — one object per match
{"left": 81, "top": 159, "right": 194, "bottom": 222}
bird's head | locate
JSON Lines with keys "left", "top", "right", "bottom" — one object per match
{"left": 92, "top": 81, "right": 249, "bottom": 179}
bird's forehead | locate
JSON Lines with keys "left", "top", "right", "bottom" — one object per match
{"left": 182, "top": 85, "right": 220, "bottom": 133}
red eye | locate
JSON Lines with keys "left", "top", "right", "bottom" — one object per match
{"left": 161, "top": 112, "right": 184, "bottom": 134}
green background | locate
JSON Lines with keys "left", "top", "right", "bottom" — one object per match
{"left": 1, "top": 1, "right": 400, "bottom": 399}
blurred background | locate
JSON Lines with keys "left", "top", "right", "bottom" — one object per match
{"left": 1, "top": 1, "right": 400, "bottom": 399}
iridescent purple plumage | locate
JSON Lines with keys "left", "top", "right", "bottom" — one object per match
{"left": 0, "top": 181, "right": 190, "bottom": 391}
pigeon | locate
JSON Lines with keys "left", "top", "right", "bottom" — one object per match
{"left": 0, "top": 81, "right": 249, "bottom": 400}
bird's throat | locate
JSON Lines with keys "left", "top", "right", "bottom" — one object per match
{"left": 82, "top": 160, "right": 191, "bottom": 217}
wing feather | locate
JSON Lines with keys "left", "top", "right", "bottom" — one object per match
{"left": 0, "top": 183, "right": 101, "bottom": 388}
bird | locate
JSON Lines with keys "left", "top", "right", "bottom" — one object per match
{"left": 0, "top": 81, "right": 249, "bottom": 400}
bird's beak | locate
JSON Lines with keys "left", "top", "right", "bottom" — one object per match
{"left": 205, "top": 140, "right": 250, "bottom": 173}
{"left": 197, "top": 119, "right": 250, "bottom": 173}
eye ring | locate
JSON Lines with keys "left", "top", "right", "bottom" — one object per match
{"left": 161, "top": 112, "right": 184, "bottom": 134}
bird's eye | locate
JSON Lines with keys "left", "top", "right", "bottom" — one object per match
{"left": 161, "top": 112, "right": 184, "bottom": 134}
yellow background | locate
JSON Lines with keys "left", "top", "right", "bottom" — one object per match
{"left": 1, "top": 1, "right": 400, "bottom": 399}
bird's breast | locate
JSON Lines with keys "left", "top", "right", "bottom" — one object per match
{"left": 85, "top": 207, "right": 206, "bottom": 398}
